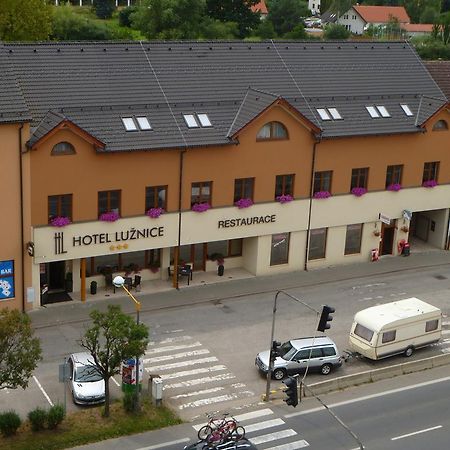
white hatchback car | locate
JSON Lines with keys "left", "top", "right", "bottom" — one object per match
{"left": 67, "top": 352, "right": 105, "bottom": 405}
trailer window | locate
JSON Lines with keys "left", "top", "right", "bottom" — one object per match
{"left": 426, "top": 319, "right": 439, "bottom": 332}
{"left": 354, "top": 324, "right": 374, "bottom": 342}
{"left": 382, "top": 330, "right": 396, "bottom": 343}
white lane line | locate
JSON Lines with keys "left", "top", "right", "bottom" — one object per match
{"left": 33, "top": 376, "right": 53, "bottom": 406}
{"left": 171, "top": 387, "right": 224, "bottom": 399}
{"left": 358, "top": 297, "right": 373, "bottom": 302}
{"left": 286, "top": 375, "right": 450, "bottom": 418}
{"left": 391, "top": 425, "right": 442, "bottom": 441}
{"left": 155, "top": 365, "right": 227, "bottom": 380}
{"left": 192, "top": 408, "right": 274, "bottom": 431}
{"left": 135, "top": 438, "right": 190, "bottom": 450}
{"left": 245, "top": 418, "right": 285, "bottom": 433}
{"left": 179, "top": 390, "right": 254, "bottom": 410}
{"left": 111, "top": 377, "right": 120, "bottom": 387}
{"left": 150, "top": 356, "right": 218, "bottom": 372}
{"left": 250, "top": 429, "right": 297, "bottom": 445}
{"left": 145, "top": 342, "right": 202, "bottom": 355}
{"left": 164, "top": 373, "right": 236, "bottom": 389}
{"left": 148, "top": 335, "right": 192, "bottom": 346}
{"left": 264, "top": 440, "right": 309, "bottom": 450}
{"left": 144, "top": 349, "right": 210, "bottom": 364}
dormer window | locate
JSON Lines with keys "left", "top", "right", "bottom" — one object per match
{"left": 183, "top": 114, "right": 199, "bottom": 128}
{"left": 366, "top": 106, "right": 379, "bottom": 118}
{"left": 51, "top": 141, "right": 76, "bottom": 156}
{"left": 400, "top": 104, "right": 413, "bottom": 116}
{"left": 317, "top": 109, "right": 331, "bottom": 120}
{"left": 256, "top": 121, "right": 288, "bottom": 140}
{"left": 328, "top": 108, "right": 342, "bottom": 120}
{"left": 366, "top": 105, "right": 391, "bottom": 118}
{"left": 122, "top": 117, "right": 138, "bottom": 131}
{"left": 122, "top": 116, "right": 152, "bottom": 131}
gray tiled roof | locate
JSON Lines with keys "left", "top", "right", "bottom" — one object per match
{"left": 424, "top": 60, "right": 450, "bottom": 99}
{"left": 1, "top": 40, "right": 446, "bottom": 151}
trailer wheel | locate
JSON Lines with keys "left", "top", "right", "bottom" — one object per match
{"left": 404, "top": 346, "right": 414, "bottom": 357}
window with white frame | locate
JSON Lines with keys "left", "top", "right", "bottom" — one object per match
{"left": 400, "top": 104, "right": 413, "bottom": 116}
{"left": 197, "top": 113, "right": 212, "bottom": 127}
{"left": 121, "top": 117, "right": 138, "bottom": 131}
{"left": 183, "top": 114, "right": 199, "bottom": 128}
{"left": 136, "top": 116, "right": 152, "bottom": 130}
{"left": 376, "top": 106, "right": 390, "bottom": 117}
{"left": 366, "top": 106, "right": 380, "bottom": 118}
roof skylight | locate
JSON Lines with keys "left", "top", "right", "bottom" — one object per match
{"left": 197, "top": 113, "right": 212, "bottom": 127}
{"left": 376, "top": 106, "right": 390, "bottom": 117}
{"left": 328, "top": 108, "right": 342, "bottom": 120}
{"left": 183, "top": 114, "right": 199, "bottom": 128}
{"left": 366, "top": 106, "right": 380, "bottom": 118}
{"left": 136, "top": 116, "right": 152, "bottom": 130}
{"left": 122, "top": 117, "right": 137, "bottom": 131}
{"left": 400, "top": 104, "right": 413, "bottom": 116}
{"left": 317, "top": 109, "right": 331, "bottom": 120}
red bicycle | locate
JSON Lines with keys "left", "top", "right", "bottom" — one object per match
{"left": 197, "top": 413, "right": 245, "bottom": 445}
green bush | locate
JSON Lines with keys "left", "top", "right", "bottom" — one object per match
{"left": 122, "top": 391, "right": 137, "bottom": 413}
{"left": 47, "top": 404, "right": 65, "bottom": 429}
{"left": 0, "top": 411, "right": 21, "bottom": 437}
{"left": 118, "top": 6, "right": 137, "bottom": 28}
{"left": 28, "top": 407, "right": 47, "bottom": 432}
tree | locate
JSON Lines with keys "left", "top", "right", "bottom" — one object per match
{"left": 93, "top": 0, "right": 116, "bottom": 19}
{"left": 198, "top": 17, "right": 240, "bottom": 39}
{"left": 79, "top": 305, "right": 148, "bottom": 417}
{"left": 420, "top": 6, "right": 439, "bottom": 25}
{"left": 284, "top": 23, "right": 308, "bottom": 39}
{"left": 206, "top": 0, "right": 261, "bottom": 37}
{"left": 266, "top": 0, "right": 309, "bottom": 37}
{"left": 323, "top": 23, "right": 350, "bottom": 39}
{"left": 254, "top": 19, "right": 277, "bottom": 39}
{"left": 0, "top": 309, "right": 42, "bottom": 390}
{"left": 0, "top": 0, "right": 52, "bottom": 41}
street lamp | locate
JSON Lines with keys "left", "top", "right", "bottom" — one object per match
{"left": 113, "top": 275, "right": 141, "bottom": 411}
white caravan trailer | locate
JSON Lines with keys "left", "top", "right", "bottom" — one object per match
{"left": 349, "top": 298, "right": 442, "bottom": 360}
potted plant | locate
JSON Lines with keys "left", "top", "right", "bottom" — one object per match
{"left": 149, "top": 263, "right": 160, "bottom": 273}
{"left": 210, "top": 253, "right": 225, "bottom": 276}
{"left": 192, "top": 202, "right": 211, "bottom": 213}
{"left": 351, "top": 187, "right": 367, "bottom": 197}
{"left": 276, "top": 194, "right": 294, "bottom": 204}
{"left": 313, "top": 191, "right": 331, "bottom": 199}
{"left": 234, "top": 198, "right": 253, "bottom": 209}
{"left": 422, "top": 180, "right": 438, "bottom": 188}
{"left": 387, "top": 183, "right": 402, "bottom": 192}
{"left": 99, "top": 211, "right": 120, "bottom": 222}
{"left": 401, "top": 225, "right": 410, "bottom": 233}
{"left": 146, "top": 207, "right": 164, "bottom": 218}
{"left": 50, "top": 216, "right": 71, "bottom": 227}
{"left": 373, "top": 230, "right": 381, "bottom": 237}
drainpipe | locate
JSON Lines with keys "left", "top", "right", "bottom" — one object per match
{"left": 175, "top": 149, "right": 187, "bottom": 289}
{"left": 304, "top": 136, "right": 321, "bottom": 271}
{"left": 18, "top": 123, "right": 25, "bottom": 312}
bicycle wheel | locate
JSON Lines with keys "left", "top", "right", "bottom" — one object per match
{"left": 230, "top": 425, "right": 245, "bottom": 441}
{"left": 206, "top": 430, "right": 224, "bottom": 446}
{"left": 198, "top": 425, "right": 213, "bottom": 440}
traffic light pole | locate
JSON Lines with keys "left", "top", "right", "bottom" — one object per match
{"left": 265, "top": 290, "right": 320, "bottom": 402}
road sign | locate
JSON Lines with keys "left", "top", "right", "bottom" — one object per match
{"left": 378, "top": 213, "right": 391, "bottom": 225}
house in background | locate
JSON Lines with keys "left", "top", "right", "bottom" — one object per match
{"left": 338, "top": 5, "right": 410, "bottom": 35}
{"left": 251, "top": 0, "right": 268, "bottom": 19}
{"left": 401, "top": 23, "right": 434, "bottom": 39}
{"left": 309, "top": 0, "right": 321, "bottom": 16}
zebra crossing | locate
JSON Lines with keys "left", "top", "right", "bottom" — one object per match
{"left": 143, "top": 330, "right": 257, "bottom": 415}
{"left": 192, "top": 408, "right": 309, "bottom": 449}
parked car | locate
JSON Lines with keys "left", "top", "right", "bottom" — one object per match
{"left": 255, "top": 336, "right": 342, "bottom": 380}
{"left": 184, "top": 437, "right": 257, "bottom": 450}
{"left": 67, "top": 352, "right": 105, "bottom": 405}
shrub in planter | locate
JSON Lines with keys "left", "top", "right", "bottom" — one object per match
{"left": 0, "top": 411, "right": 21, "bottom": 437}
{"left": 276, "top": 194, "right": 293, "bottom": 203}
{"left": 351, "top": 187, "right": 367, "bottom": 197}
{"left": 50, "top": 216, "right": 71, "bottom": 227}
{"left": 99, "top": 211, "right": 120, "bottom": 222}
{"left": 47, "top": 404, "right": 65, "bottom": 430}
{"left": 28, "top": 407, "right": 47, "bottom": 432}
{"left": 313, "top": 191, "right": 331, "bottom": 199}
{"left": 387, "top": 183, "right": 402, "bottom": 192}
{"left": 146, "top": 207, "right": 164, "bottom": 218}
{"left": 192, "top": 202, "right": 211, "bottom": 213}
{"left": 422, "top": 180, "right": 438, "bottom": 188}
{"left": 234, "top": 198, "right": 253, "bottom": 209}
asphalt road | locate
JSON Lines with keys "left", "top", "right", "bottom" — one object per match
{"left": 1, "top": 262, "right": 450, "bottom": 423}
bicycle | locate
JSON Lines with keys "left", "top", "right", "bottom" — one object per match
{"left": 197, "top": 413, "right": 245, "bottom": 444}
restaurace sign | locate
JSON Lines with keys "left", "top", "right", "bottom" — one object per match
{"left": 218, "top": 214, "right": 276, "bottom": 228}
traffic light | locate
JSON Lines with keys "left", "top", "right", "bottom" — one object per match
{"left": 317, "top": 305, "right": 335, "bottom": 332}
{"left": 282, "top": 376, "right": 298, "bottom": 407}
{"left": 270, "top": 340, "right": 281, "bottom": 363}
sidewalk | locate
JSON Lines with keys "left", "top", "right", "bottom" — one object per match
{"left": 29, "top": 249, "right": 450, "bottom": 329}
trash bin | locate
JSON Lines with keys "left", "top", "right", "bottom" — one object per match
{"left": 402, "top": 242, "right": 410, "bottom": 257}
{"left": 90, "top": 280, "right": 97, "bottom": 295}
{"left": 217, "top": 264, "right": 224, "bottom": 276}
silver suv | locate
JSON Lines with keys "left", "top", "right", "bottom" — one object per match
{"left": 255, "top": 336, "right": 342, "bottom": 380}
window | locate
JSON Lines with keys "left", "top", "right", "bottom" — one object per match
{"left": 197, "top": 114, "right": 212, "bottom": 127}
{"left": 191, "top": 181, "right": 212, "bottom": 206}
{"left": 317, "top": 108, "right": 342, "bottom": 121}
{"left": 382, "top": 330, "right": 396, "bottom": 343}
{"left": 328, "top": 108, "right": 342, "bottom": 120}
{"left": 256, "top": 121, "right": 288, "bottom": 140}
{"left": 98, "top": 190, "right": 121, "bottom": 216}
{"left": 275, "top": 174, "right": 294, "bottom": 198}
{"left": 145, "top": 186, "right": 167, "bottom": 211}
{"left": 432, "top": 120, "right": 448, "bottom": 131}
{"left": 121, "top": 117, "right": 138, "bottom": 131}
{"left": 313, "top": 171, "right": 332, "bottom": 194}
{"left": 354, "top": 323, "right": 374, "bottom": 342}
{"left": 270, "top": 233, "right": 290, "bottom": 265}
{"left": 385, "top": 165, "right": 403, "bottom": 187}
{"left": 207, "top": 239, "right": 243, "bottom": 259}
{"left": 426, "top": 319, "right": 439, "bottom": 332}
{"left": 308, "top": 228, "right": 327, "bottom": 260}
{"left": 322, "top": 346, "right": 337, "bottom": 357}
{"left": 400, "top": 104, "right": 413, "bottom": 116}
{"left": 183, "top": 114, "right": 199, "bottom": 128}
{"left": 344, "top": 224, "right": 362, "bottom": 255}
{"left": 136, "top": 117, "right": 152, "bottom": 130}
{"left": 376, "top": 106, "right": 390, "bottom": 117}
{"left": 234, "top": 178, "right": 254, "bottom": 203}
{"left": 366, "top": 106, "right": 380, "bottom": 118}
{"left": 51, "top": 142, "right": 76, "bottom": 156}
{"left": 422, "top": 161, "right": 439, "bottom": 183}
{"left": 351, "top": 167, "right": 369, "bottom": 190}
{"left": 317, "top": 109, "right": 331, "bottom": 120}
{"left": 48, "top": 194, "right": 72, "bottom": 221}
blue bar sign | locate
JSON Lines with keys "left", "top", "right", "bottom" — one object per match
{"left": 0, "top": 260, "right": 15, "bottom": 300}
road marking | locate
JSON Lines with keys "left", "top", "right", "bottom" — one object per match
{"left": 179, "top": 390, "right": 254, "bottom": 410}
{"left": 155, "top": 365, "right": 227, "bottom": 380}
{"left": 171, "top": 386, "right": 224, "bottom": 399}
{"left": 148, "top": 335, "right": 192, "bottom": 346}
{"left": 150, "top": 356, "right": 218, "bottom": 372}
{"left": 245, "top": 418, "right": 285, "bottom": 433}
{"left": 391, "top": 425, "right": 442, "bottom": 441}
{"left": 264, "top": 440, "right": 309, "bottom": 450}
{"left": 164, "top": 373, "right": 236, "bottom": 389}
{"left": 250, "top": 429, "right": 297, "bottom": 445}
{"left": 135, "top": 438, "right": 190, "bottom": 450}
{"left": 285, "top": 375, "right": 450, "bottom": 418}
{"left": 358, "top": 297, "right": 373, "bottom": 302}
{"left": 145, "top": 342, "right": 202, "bottom": 355}
{"left": 33, "top": 375, "right": 53, "bottom": 406}
{"left": 144, "top": 348, "right": 210, "bottom": 363}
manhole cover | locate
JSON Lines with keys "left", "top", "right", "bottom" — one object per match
{"left": 434, "top": 275, "right": 447, "bottom": 280}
